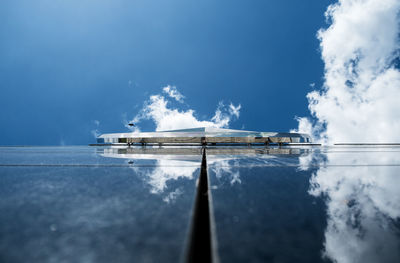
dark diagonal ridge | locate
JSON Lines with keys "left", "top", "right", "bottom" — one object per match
{"left": 186, "top": 148, "right": 213, "bottom": 263}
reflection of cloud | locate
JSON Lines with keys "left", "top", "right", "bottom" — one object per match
{"left": 127, "top": 158, "right": 199, "bottom": 203}
{"left": 296, "top": 0, "right": 400, "bottom": 144}
{"left": 131, "top": 159, "right": 198, "bottom": 195}
{"left": 209, "top": 159, "right": 241, "bottom": 186}
{"left": 100, "top": 147, "right": 310, "bottom": 203}
{"left": 100, "top": 147, "right": 201, "bottom": 203}
{"left": 298, "top": 148, "right": 326, "bottom": 171}
{"left": 308, "top": 150, "right": 400, "bottom": 263}
{"left": 207, "top": 149, "right": 309, "bottom": 186}
{"left": 163, "top": 187, "right": 183, "bottom": 204}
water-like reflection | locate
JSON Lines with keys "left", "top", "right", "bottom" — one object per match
{"left": 0, "top": 146, "right": 198, "bottom": 263}
{"left": 99, "top": 146, "right": 400, "bottom": 262}
{"left": 207, "top": 146, "right": 400, "bottom": 262}
{"left": 207, "top": 147, "right": 309, "bottom": 188}
{"left": 99, "top": 147, "right": 202, "bottom": 203}
{"left": 99, "top": 147, "right": 308, "bottom": 201}
{"left": 208, "top": 147, "right": 325, "bottom": 263}
{"left": 305, "top": 147, "right": 400, "bottom": 263}
{"left": 130, "top": 159, "right": 199, "bottom": 203}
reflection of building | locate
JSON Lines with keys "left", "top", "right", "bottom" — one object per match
{"left": 99, "top": 147, "right": 306, "bottom": 159}
{"left": 95, "top": 127, "right": 313, "bottom": 145}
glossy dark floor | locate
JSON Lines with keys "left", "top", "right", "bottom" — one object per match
{"left": 0, "top": 146, "right": 399, "bottom": 263}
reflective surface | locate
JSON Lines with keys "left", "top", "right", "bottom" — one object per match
{"left": 207, "top": 146, "right": 400, "bottom": 263}
{"left": 307, "top": 147, "right": 400, "bottom": 263}
{"left": 0, "top": 146, "right": 399, "bottom": 263}
{"left": 0, "top": 146, "right": 200, "bottom": 263}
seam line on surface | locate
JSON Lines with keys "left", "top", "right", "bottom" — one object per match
{"left": 185, "top": 148, "right": 218, "bottom": 263}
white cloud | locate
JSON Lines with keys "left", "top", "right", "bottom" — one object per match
{"left": 308, "top": 150, "right": 400, "bottom": 263}
{"left": 229, "top": 103, "right": 241, "bottom": 118}
{"left": 209, "top": 158, "right": 242, "bottom": 186}
{"left": 296, "top": 0, "right": 400, "bottom": 144}
{"left": 91, "top": 129, "right": 100, "bottom": 138}
{"left": 163, "top": 188, "right": 184, "bottom": 203}
{"left": 131, "top": 159, "right": 199, "bottom": 195}
{"left": 131, "top": 87, "right": 241, "bottom": 131}
{"left": 162, "top": 85, "right": 184, "bottom": 103}
{"left": 100, "top": 148, "right": 201, "bottom": 203}
{"left": 91, "top": 120, "right": 101, "bottom": 138}
{"left": 290, "top": 117, "right": 316, "bottom": 138}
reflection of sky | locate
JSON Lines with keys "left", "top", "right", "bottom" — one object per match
{"left": 207, "top": 148, "right": 311, "bottom": 187}
{"left": 206, "top": 146, "right": 400, "bottom": 262}
{"left": 130, "top": 159, "right": 199, "bottom": 203}
{"left": 304, "top": 147, "right": 400, "bottom": 263}
{"left": 0, "top": 159, "right": 196, "bottom": 262}
{"left": 99, "top": 146, "right": 400, "bottom": 262}
{"left": 100, "top": 147, "right": 201, "bottom": 203}
{"left": 101, "top": 147, "right": 310, "bottom": 200}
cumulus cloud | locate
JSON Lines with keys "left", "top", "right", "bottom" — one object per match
{"left": 130, "top": 86, "right": 241, "bottom": 131}
{"left": 296, "top": 0, "right": 400, "bottom": 144}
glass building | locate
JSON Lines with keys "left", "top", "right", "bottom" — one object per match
{"left": 96, "top": 127, "right": 312, "bottom": 145}
{"left": 0, "top": 133, "right": 399, "bottom": 262}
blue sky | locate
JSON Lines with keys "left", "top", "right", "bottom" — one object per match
{"left": 0, "top": 0, "right": 331, "bottom": 145}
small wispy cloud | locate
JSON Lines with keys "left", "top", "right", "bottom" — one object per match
{"left": 162, "top": 85, "right": 185, "bottom": 103}
{"left": 229, "top": 103, "right": 241, "bottom": 118}
{"left": 91, "top": 120, "right": 101, "bottom": 138}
